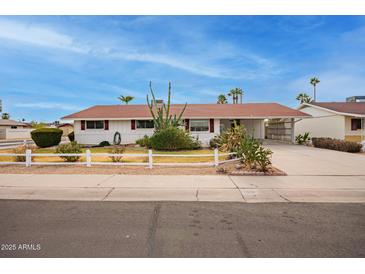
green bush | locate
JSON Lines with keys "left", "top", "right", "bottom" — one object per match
{"left": 99, "top": 141, "right": 110, "bottom": 147}
{"left": 55, "top": 141, "right": 82, "bottom": 162}
{"left": 149, "top": 127, "right": 201, "bottom": 151}
{"left": 68, "top": 131, "right": 75, "bottom": 142}
{"left": 217, "top": 123, "right": 246, "bottom": 152}
{"left": 312, "top": 137, "right": 362, "bottom": 153}
{"left": 109, "top": 146, "right": 125, "bottom": 162}
{"left": 136, "top": 135, "right": 151, "bottom": 148}
{"left": 31, "top": 128, "right": 63, "bottom": 148}
{"left": 295, "top": 132, "right": 310, "bottom": 145}
{"left": 236, "top": 137, "right": 272, "bottom": 171}
{"left": 209, "top": 135, "right": 220, "bottom": 149}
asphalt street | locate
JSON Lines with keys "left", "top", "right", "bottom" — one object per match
{"left": 0, "top": 200, "right": 364, "bottom": 257}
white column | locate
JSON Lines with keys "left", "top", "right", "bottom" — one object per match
{"left": 290, "top": 118, "right": 295, "bottom": 143}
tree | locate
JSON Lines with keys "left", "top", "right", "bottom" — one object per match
{"left": 296, "top": 93, "right": 312, "bottom": 104}
{"left": 217, "top": 94, "right": 228, "bottom": 104}
{"left": 1, "top": 113, "right": 9, "bottom": 119}
{"left": 310, "top": 77, "right": 320, "bottom": 102}
{"left": 228, "top": 88, "right": 244, "bottom": 104}
{"left": 147, "top": 81, "right": 187, "bottom": 131}
{"left": 118, "top": 95, "right": 134, "bottom": 104}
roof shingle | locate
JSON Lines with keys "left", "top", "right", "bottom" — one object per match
{"left": 310, "top": 102, "right": 365, "bottom": 116}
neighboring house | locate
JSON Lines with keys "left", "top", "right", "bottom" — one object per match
{"left": 0, "top": 119, "right": 33, "bottom": 140}
{"left": 295, "top": 102, "right": 365, "bottom": 142}
{"left": 62, "top": 103, "right": 309, "bottom": 146}
{"left": 57, "top": 123, "right": 74, "bottom": 136}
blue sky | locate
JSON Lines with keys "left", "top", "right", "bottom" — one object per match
{"left": 0, "top": 16, "right": 365, "bottom": 122}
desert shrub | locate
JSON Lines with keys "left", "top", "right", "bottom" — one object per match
{"left": 109, "top": 146, "right": 125, "bottom": 162}
{"left": 149, "top": 127, "right": 201, "bottom": 151}
{"left": 55, "top": 141, "right": 82, "bottom": 162}
{"left": 31, "top": 128, "right": 63, "bottom": 148}
{"left": 209, "top": 135, "right": 220, "bottom": 149}
{"left": 236, "top": 137, "right": 272, "bottom": 171}
{"left": 68, "top": 131, "right": 75, "bottom": 142}
{"left": 312, "top": 137, "right": 362, "bottom": 153}
{"left": 12, "top": 145, "right": 35, "bottom": 162}
{"left": 255, "top": 146, "right": 273, "bottom": 171}
{"left": 217, "top": 123, "right": 246, "bottom": 152}
{"left": 99, "top": 141, "right": 110, "bottom": 147}
{"left": 136, "top": 135, "right": 151, "bottom": 148}
{"left": 295, "top": 132, "right": 310, "bottom": 145}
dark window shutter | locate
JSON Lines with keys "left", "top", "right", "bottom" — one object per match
{"left": 131, "top": 120, "right": 136, "bottom": 130}
{"left": 104, "top": 120, "right": 109, "bottom": 130}
{"left": 185, "top": 119, "right": 190, "bottom": 131}
{"left": 81, "top": 120, "right": 85, "bottom": 130}
{"left": 210, "top": 119, "right": 214, "bottom": 133}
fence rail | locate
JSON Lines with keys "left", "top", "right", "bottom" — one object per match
{"left": 0, "top": 149, "right": 238, "bottom": 168}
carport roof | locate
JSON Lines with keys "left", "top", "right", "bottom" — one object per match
{"left": 62, "top": 103, "right": 311, "bottom": 120}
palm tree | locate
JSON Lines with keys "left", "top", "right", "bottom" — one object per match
{"left": 310, "top": 77, "right": 320, "bottom": 102}
{"left": 228, "top": 88, "right": 244, "bottom": 104}
{"left": 118, "top": 95, "right": 134, "bottom": 105}
{"left": 296, "top": 93, "right": 312, "bottom": 104}
{"left": 1, "top": 113, "right": 9, "bottom": 119}
{"left": 217, "top": 94, "right": 228, "bottom": 104}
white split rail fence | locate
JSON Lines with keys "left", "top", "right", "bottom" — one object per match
{"left": 0, "top": 148, "right": 238, "bottom": 169}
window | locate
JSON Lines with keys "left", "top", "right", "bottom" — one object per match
{"left": 136, "top": 120, "right": 154, "bottom": 129}
{"left": 351, "top": 118, "right": 362, "bottom": 131}
{"left": 86, "top": 120, "right": 104, "bottom": 129}
{"left": 10, "top": 126, "right": 17, "bottom": 129}
{"left": 190, "top": 120, "right": 209, "bottom": 132}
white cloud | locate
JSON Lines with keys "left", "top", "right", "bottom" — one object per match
{"left": 15, "top": 102, "right": 81, "bottom": 111}
{"left": 0, "top": 18, "right": 278, "bottom": 80}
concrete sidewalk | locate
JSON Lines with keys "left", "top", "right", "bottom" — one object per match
{"left": 0, "top": 174, "right": 365, "bottom": 203}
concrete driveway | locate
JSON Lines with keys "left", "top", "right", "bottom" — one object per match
{"left": 266, "top": 143, "right": 365, "bottom": 176}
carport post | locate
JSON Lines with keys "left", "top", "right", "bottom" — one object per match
{"left": 25, "top": 149, "right": 31, "bottom": 167}
{"left": 86, "top": 149, "right": 91, "bottom": 167}
{"left": 290, "top": 118, "right": 295, "bottom": 143}
{"left": 148, "top": 149, "right": 153, "bottom": 169}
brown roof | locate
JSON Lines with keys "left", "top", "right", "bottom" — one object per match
{"left": 310, "top": 102, "right": 365, "bottom": 116}
{"left": 0, "top": 119, "right": 27, "bottom": 126}
{"left": 62, "top": 103, "right": 310, "bottom": 120}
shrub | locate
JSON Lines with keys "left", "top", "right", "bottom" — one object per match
{"left": 295, "top": 132, "right": 310, "bottom": 145}
{"left": 149, "top": 127, "right": 201, "bottom": 151}
{"left": 209, "top": 135, "right": 220, "bottom": 149}
{"left": 12, "top": 145, "right": 35, "bottom": 162}
{"left": 312, "top": 137, "right": 362, "bottom": 153}
{"left": 255, "top": 146, "right": 273, "bottom": 171}
{"left": 136, "top": 135, "right": 151, "bottom": 148}
{"left": 109, "top": 146, "right": 125, "bottom": 162}
{"left": 236, "top": 137, "right": 272, "bottom": 171}
{"left": 31, "top": 128, "right": 63, "bottom": 148}
{"left": 99, "top": 141, "right": 110, "bottom": 147}
{"left": 217, "top": 123, "right": 246, "bottom": 152}
{"left": 68, "top": 131, "right": 75, "bottom": 142}
{"left": 55, "top": 141, "right": 82, "bottom": 162}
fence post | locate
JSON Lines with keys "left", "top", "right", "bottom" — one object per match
{"left": 148, "top": 149, "right": 153, "bottom": 169}
{"left": 86, "top": 149, "right": 91, "bottom": 167}
{"left": 25, "top": 149, "right": 31, "bottom": 167}
{"left": 214, "top": 148, "right": 219, "bottom": 167}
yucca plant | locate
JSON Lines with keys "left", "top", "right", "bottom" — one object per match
{"left": 147, "top": 81, "right": 187, "bottom": 131}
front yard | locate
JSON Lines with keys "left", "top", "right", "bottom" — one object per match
{"left": 0, "top": 146, "right": 229, "bottom": 164}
